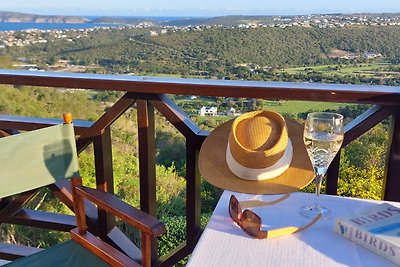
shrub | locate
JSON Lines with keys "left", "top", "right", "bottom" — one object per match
{"left": 158, "top": 214, "right": 211, "bottom": 266}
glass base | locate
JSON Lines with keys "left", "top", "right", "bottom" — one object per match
{"left": 300, "top": 204, "right": 332, "bottom": 220}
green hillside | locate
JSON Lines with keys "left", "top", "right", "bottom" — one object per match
{"left": 8, "top": 25, "right": 400, "bottom": 83}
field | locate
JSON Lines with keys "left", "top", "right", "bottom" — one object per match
{"left": 261, "top": 100, "right": 345, "bottom": 114}
{"left": 282, "top": 63, "right": 400, "bottom": 79}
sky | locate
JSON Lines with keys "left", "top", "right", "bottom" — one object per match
{"left": 1, "top": 0, "right": 400, "bottom": 17}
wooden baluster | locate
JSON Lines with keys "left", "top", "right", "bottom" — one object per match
{"left": 326, "top": 153, "right": 340, "bottom": 195}
{"left": 383, "top": 113, "right": 400, "bottom": 201}
{"left": 137, "top": 99, "right": 158, "bottom": 263}
{"left": 186, "top": 138, "right": 202, "bottom": 249}
{"left": 94, "top": 126, "right": 115, "bottom": 237}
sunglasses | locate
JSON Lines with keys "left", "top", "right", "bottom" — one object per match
{"left": 229, "top": 194, "right": 322, "bottom": 239}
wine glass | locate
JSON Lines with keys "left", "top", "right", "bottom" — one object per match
{"left": 301, "top": 112, "right": 344, "bottom": 219}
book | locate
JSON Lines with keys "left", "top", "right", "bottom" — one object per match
{"left": 333, "top": 203, "right": 400, "bottom": 265}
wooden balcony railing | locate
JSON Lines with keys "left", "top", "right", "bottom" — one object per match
{"left": 0, "top": 69, "right": 400, "bottom": 266}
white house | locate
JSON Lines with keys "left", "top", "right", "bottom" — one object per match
{"left": 363, "top": 52, "right": 382, "bottom": 59}
{"left": 227, "top": 107, "right": 241, "bottom": 117}
{"left": 199, "top": 106, "right": 218, "bottom": 116}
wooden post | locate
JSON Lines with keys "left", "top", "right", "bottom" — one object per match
{"left": 137, "top": 100, "right": 157, "bottom": 262}
{"left": 186, "top": 138, "right": 201, "bottom": 248}
{"left": 383, "top": 113, "right": 400, "bottom": 201}
{"left": 326, "top": 153, "right": 340, "bottom": 195}
{"left": 94, "top": 126, "right": 115, "bottom": 236}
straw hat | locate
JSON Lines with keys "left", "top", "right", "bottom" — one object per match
{"left": 199, "top": 110, "right": 314, "bottom": 194}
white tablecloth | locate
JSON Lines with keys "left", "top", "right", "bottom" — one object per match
{"left": 187, "top": 191, "right": 399, "bottom": 267}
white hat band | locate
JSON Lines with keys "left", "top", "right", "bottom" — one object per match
{"left": 226, "top": 140, "right": 293, "bottom": 181}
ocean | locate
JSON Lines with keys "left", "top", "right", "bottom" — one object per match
{"left": 0, "top": 22, "right": 122, "bottom": 32}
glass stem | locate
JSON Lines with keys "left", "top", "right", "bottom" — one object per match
{"left": 314, "top": 169, "right": 325, "bottom": 208}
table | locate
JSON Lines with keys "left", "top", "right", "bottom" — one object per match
{"left": 187, "top": 191, "right": 399, "bottom": 267}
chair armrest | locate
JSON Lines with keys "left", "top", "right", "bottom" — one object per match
{"left": 74, "top": 185, "right": 165, "bottom": 237}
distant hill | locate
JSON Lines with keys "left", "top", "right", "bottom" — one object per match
{"left": 0, "top": 11, "right": 89, "bottom": 23}
{"left": 0, "top": 11, "right": 229, "bottom": 26}
{"left": 90, "top": 17, "right": 158, "bottom": 25}
{"left": 0, "top": 12, "right": 281, "bottom": 26}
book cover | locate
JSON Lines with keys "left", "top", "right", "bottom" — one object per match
{"left": 333, "top": 203, "right": 400, "bottom": 265}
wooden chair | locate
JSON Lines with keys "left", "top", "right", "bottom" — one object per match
{"left": 0, "top": 114, "right": 165, "bottom": 267}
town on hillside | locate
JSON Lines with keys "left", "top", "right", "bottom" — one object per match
{"left": 2, "top": 13, "right": 400, "bottom": 48}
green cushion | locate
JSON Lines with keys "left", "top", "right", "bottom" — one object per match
{"left": 0, "top": 124, "right": 80, "bottom": 198}
{"left": 3, "top": 240, "right": 110, "bottom": 267}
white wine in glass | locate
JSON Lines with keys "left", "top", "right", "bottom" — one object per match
{"left": 301, "top": 112, "right": 344, "bottom": 219}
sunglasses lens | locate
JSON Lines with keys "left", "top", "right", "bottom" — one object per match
{"left": 241, "top": 210, "right": 261, "bottom": 238}
{"left": 229, "top": 195, "right": 240, "bottom": 223}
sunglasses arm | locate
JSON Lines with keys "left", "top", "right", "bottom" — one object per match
{"left": 240, "top": 192, "right": 291, "bottom": 209}
{"left": 264, "top": 213, "right": 322, "bottom": 239}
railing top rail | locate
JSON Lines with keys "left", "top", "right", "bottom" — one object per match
{"left": 1, "top": 69, "right": 400, "bottom": 105}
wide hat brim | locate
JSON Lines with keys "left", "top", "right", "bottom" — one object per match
{"left": 199, "top": 118, "right": 314, "bottom": 194}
